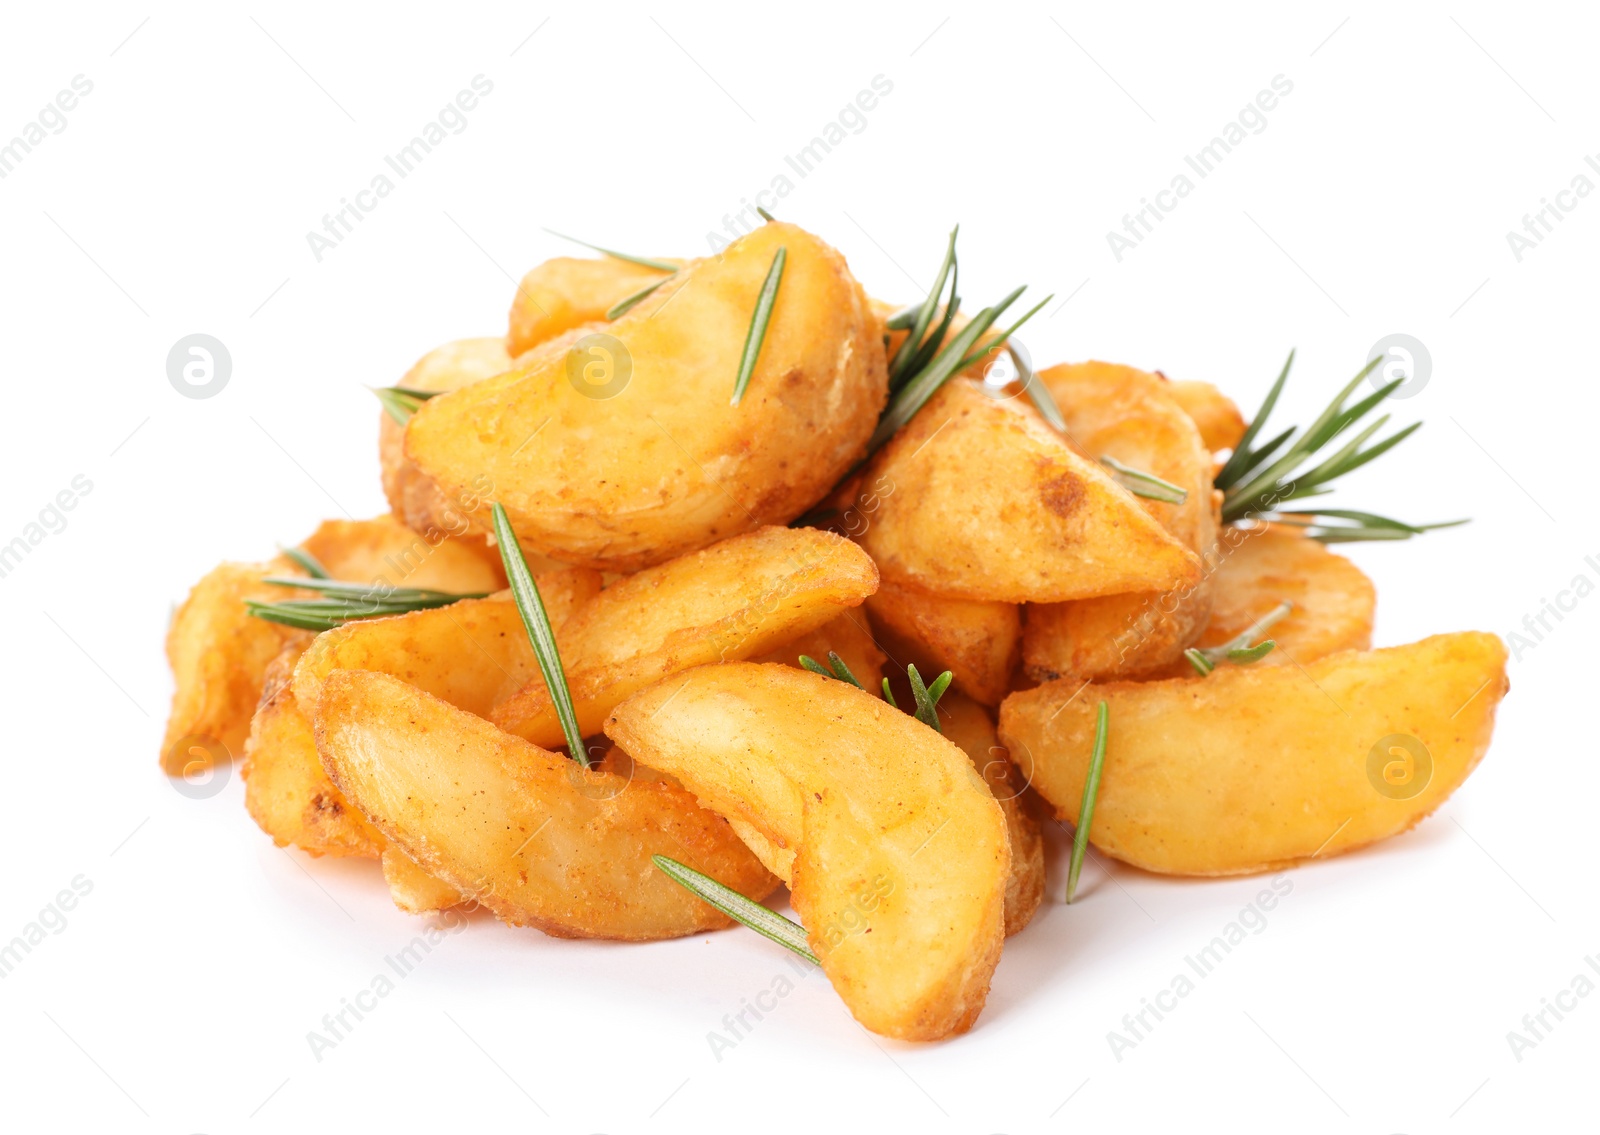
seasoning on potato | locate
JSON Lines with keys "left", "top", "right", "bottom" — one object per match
{"left": 159, "top": 217, "right": 1499, "bottom": 1044}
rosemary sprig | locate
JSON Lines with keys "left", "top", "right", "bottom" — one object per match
{"left": 731, "top": 246, "right": 787, "bottom": 406}
{"left": 1066, "top": 701, "right": 1109, "bottom": 904}
{"left": 246, "top": 578, "right": 488, "bottom": 632}
{"left": 653, "top": 855, "right": 818, "bottom": 964}
{"left": 880, "top": 663, "right": 953, "bottom": 731}
{"left": 799, "top": 651, "right": 865, "bottom": 689}
{"left": 1184, "top": 601, "right": 1292, "bottom": 676}
{"left": 605, "top": 276, "right": 672, "bottom": 320}
{"left": 542, "top": 229, "right": 678, "bottom": 273}
{"left": 756, "top": 205, "right": 775, "bottom": 222}
{"left": 278, "top": 544, "right": 330, "bottom": 579}
{"left": 373, "top": 385, "right": 440, "bottom": 425}
{"left": 1100, "top": 455, "right": 1189, "bottom": 505}
{"left": 490, "top": 502, "right": 588, "bottom": 766}
{"left": 1216, "top": 352, "right": 1462, "bottom": 540}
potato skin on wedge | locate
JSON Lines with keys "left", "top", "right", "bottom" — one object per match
{"left": 406, "top": 222, "right": 887, "bottom": 571}
{"left": 316, "top": 671, "right": 777, "bottom": 940}
{"left": 865, "top": 578, "right": 1020, "bottom": 707}
{"left": 506, "top": 256, "right": 677, "bottom": 357}
{"left": 1024, "top": 361, "right": 1219, "bottom": 681}
{"left": 493, "top": 526, "right": 878, "bottom": 747}
{"left": 607, "top": 663, "right": 1009, "bottom": 1041}
{"left": 999, "top": 632, "right": 1509, "bottom": 876}
{"left": 857, "top": 379, "right": 1200, "bottom": 603}
{"left": 938, "top": 691, "right": 1044, "bottom": 937}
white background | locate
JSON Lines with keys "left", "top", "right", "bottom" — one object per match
{"left": 1, "top": 2, "right": 1594, "bottom": 1132}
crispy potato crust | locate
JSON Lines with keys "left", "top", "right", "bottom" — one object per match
{"left": 1024, "top": 362, "right": 1220, "bottom": 681}
{"left": 864, "top": 578, "right": 1019, "bottom": 707}
{"left": 607, "top": 663, "right": 1009, "bottom": 1041}
{"left": 493, "top": 526, "right": 878, "bottom": 747}
{"left": 242, "top": 636, "right": 385, "bottom": 858}
{"left": 506, "top": 256, "right": 677, "bottom": 357}
{"left": 1164, "top": 378, "right": 1247, "bottom": 453}
{"left": 406, "top": 222, "right": 888, "bottom": 570}
{"left": 999, "top": 632, "right": 1508, "bottom": 876}
{"left": 753, "top": 609, "right": 888, "bottom": 689}
{"left": 857, "top": 379, "right": 1200, "bottom": 602}
{"left": 317, "top": 671, "right": 777, "bottom": 940}
{"left": 938, "top": 691, "right": 1045, "bottom": 936}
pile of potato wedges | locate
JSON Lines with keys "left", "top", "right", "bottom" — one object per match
{"left": 162, "top": 220, "right": 1507, "bottom": 1042}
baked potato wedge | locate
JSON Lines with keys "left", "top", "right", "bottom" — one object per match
{"left": 607, "top": 663, "right": 1009, "bottom": 1041}
{"left": 291, "top": 567, "right": 602, "bottom": 717}
{"left": 856, "top": 379, "right": 1200, "bottom": 603}
{"left": 864, "top": 578, "right": 1019, "bottom": 707}
{"left": 242, "top": 636, "right": 384, "bottom": 858}
{"left": 753, "top": 609, "right": 888, "bottom": 689}
{"left": 493, "top": 526, "right": 878, "bottom": 748}
{"left": 1023, "top": 362, "right": 1219, "bottom": 681}
{"left": 998, "top": 632, "right": 1508, "bottom": 876}
{"left": 379, "top": 337, "right": 513, "bottom": 548}
{"left": 507, "top": 255, "right": 677, "bottom": 357}
{"left": 1165, "top": 378, "right": 1246, "bottom": 453}
{"left": 405, "top": 222, "right": 887, "bottom": 570}
{"left": 316, "top": 670, "right": 777, "bottom": 940}
{"left": 938, "top": 691, "right": 1044, "bottom": 936}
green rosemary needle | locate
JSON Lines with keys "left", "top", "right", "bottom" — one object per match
{"left": 1100, "top": 455, "right": 1189, "bottom": 505}
{"left": 246, "top": 577, "right": 488, "bottom": 632}
{"left": 798, "top": 651, "right": 865, "bottom": 689}
{"left": 1184, "top": 601, "right": 1293, "bottom": 676}
{"left": 653, "top": 855, "right": 818, "bottom": 964}
{"left": 490, "top": 502, "right": 588, "bottom": 766}
{"left": 373, "top": 385, "right": 439, "bottom": 425}
{"left": 1066, "top": 701, "right": 1109, "bottom": 904}
{"left": 278, "top": 545, "right": 330, "bottom": 579}
{"left": 730, "top": 246, "right": 787, "bottom": 406}
{"left": 1216, "top": 352, "right": 1463, "bottom": 541}
{"left": 605, "top": 276, "right": 673, "bottom": 320}
{"left": 541, "top": 228, "right": 678, "bottom": 273}
{"left": 907, "top": 664, "right": 954, "bottom": 732}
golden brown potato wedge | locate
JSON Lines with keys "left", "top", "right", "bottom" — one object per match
{"left": 507, "top": 256, "right": 677, "bottom": 357}
{"left": 379, "top": 337, "right": 512, "bottom": 544}
{"left": 242, "top": 636, "right": 385, "bottom": 858}
{"left": 1146, "top": 526, "right": 1375, "bottom": 677}
{"left": 162, "top": 558, "right": 302, "bottom": 772}
{"left": 607, "top": 663, "right": 1009, "bottom": 1041}
{"left": 1165, "top": 378, "right": 1246, "bottom": 453}
{"left": 493, "top": 526, "right": 878, "bottom": 747}
{"left": 317, "top": 670, "right": 777, "bottom": 940}
{"left": 406, "top": 222, "right": 887, "bottom": 571}
{"left": 1024, "top": 362, "right": 1219, "bottom": 681}
{"left": 297, "top": 515, "right": 505, "bottom": 594}
{"left": 999, "top": 632, "right": 1508, "bottom": 876}
{"left": 857, "top": 379, "right": 1200, "bottom": 603}
{"left": 864, "top": 578, "right": 1019, "bottom": 707}
{"left": 291, "top": 567, "right": 602, "bottom": 719}
{"left": 938, "top": 691, "right": 1044, "bottom": 936}
{"left": 382, "top": 847, "right": 464, "bottom": 914}
{"left": 753, "top": 609, "right": 887, "bottom": 690}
